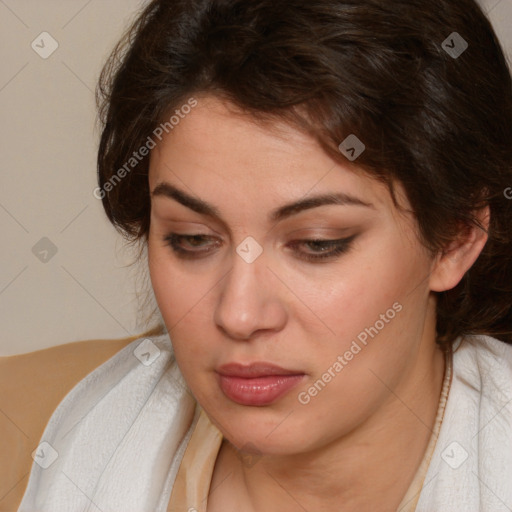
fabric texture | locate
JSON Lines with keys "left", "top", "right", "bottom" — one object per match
{"left": 167, "top": 408, "right": 223, "bottom": 512}
{"left": 17, "top": 333, "right": 512, "bottom": 511}
{"left": 17, "top": 334, "right": 197, "bottom": 512}
{"left": 415, "top": 335, "right": 512, "bottom": 512}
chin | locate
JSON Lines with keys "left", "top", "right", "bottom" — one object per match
{"left": 212, "top": 407, "right": 310, "bottom": 454}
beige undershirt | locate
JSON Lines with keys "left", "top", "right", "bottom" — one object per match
{"left": 168, "top": 349, "right": 453, "bottom": 512}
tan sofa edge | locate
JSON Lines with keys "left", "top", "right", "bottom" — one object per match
{"left": 0, "top": 325, "right": 166, "bottom": 512}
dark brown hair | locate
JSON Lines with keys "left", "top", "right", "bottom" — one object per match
{"left": 96, "top": 0, "right": 512, "bottom": 348}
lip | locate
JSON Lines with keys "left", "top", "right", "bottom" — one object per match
{"left": 216, "top": 362, "right": 306, "bottom": 406}
{"left": 217, "top": 362, "right": 303, "bottom": 378}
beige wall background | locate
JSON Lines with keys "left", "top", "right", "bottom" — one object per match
{"left": 1, "top": 0, "right": 511, "bottom": 356}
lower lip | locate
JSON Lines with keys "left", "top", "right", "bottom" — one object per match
{"left": 218, "top": 374, "right": 305, "bottom": 406}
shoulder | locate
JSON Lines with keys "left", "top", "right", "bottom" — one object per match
{"left": 453, "top": 334, "right": 512, "bottom": 391}
{"left": 451, "top": 334, "right": 512, "bottom": 430}
{"left": 417, "top": 335, "right": 512, "bottom": 508}
{"left": 454, "top": 334, "right": 512, "bottom": 373}
{"left": 0, "top": 326, "right": 164, "bottom": 512}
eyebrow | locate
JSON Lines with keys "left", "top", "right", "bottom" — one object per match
{"left": 151, "top": 182, "right": 374, "bottom": 223}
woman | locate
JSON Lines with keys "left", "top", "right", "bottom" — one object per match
{"left": 4, "top": 0, "right": 512, "bottom": 510}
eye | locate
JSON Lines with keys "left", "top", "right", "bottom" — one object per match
{"left": 163, "top": 233, "right": 356, "bottom": 262}
{"left": 288, "top": 235, "right": 356, "bottom": 262}
{"left": 163, "top": 233, "right": 221, "bottom": 259}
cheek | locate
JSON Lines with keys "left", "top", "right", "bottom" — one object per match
{"left": 148, "top": 245, "right": 178, "bottom": 320}
{"left": 148, "top": 240, "right": 208, "bottom": 323}
{"left": 291, "top": 234, "right": 428, "bottom": 339}
{"left": 147, "top": 241, "right": 218, "bottom": 369}
{"left": 289, "top": 259, "right": 431, "bottom": 435}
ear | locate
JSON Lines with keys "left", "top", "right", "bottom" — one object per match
{"left": 429, "top": 206, "right": 490, "bottom": 292}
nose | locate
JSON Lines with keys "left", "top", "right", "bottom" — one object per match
{"left": 213, "top": 251, "right": 288, "bottom": 341}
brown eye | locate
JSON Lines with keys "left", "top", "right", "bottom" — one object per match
{"left": 288, "top": 235, "right": 356, "bottom": 262}
{"left": 163, "top": 233, "right": 221, "bottom": 258}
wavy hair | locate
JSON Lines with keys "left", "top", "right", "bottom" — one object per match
{"left": 96, "top": 0, "right": 512, "bottom": 348}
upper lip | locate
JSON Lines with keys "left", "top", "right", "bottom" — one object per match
{"left": 217, "top": 362, "right": 304, "bottom": 378}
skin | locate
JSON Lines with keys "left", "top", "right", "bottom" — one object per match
{"left": 147, "top": 95, "right": 488, "bottom": 511}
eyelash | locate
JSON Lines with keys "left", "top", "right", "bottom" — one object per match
{"left": 162, "top": 233, "right": 356, "bottom": 262}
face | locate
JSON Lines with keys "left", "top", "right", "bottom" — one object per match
{"left": 147, "top": 95, "right": 437, "bottom": 456}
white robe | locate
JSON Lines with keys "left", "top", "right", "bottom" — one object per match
{"left": 17, "top": 333, "right": 512, "bottom": 512}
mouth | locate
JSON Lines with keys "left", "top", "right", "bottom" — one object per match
{"left": 216, "top": 362, "right": 306, "bottom": 406}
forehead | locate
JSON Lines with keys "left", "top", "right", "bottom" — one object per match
{"left": 148, "top": 95, "right": 402, "bottom": 212}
